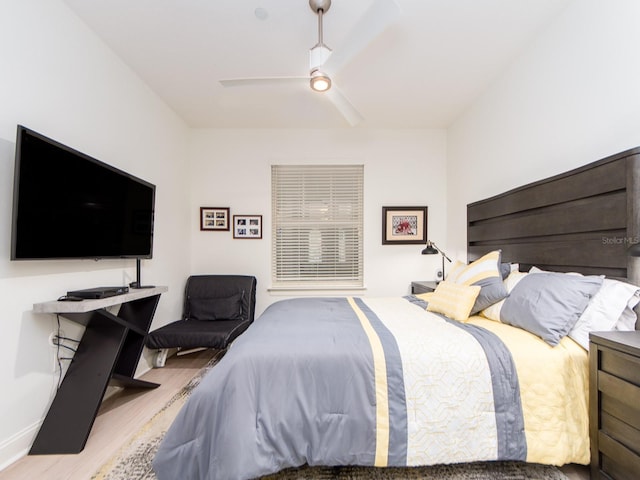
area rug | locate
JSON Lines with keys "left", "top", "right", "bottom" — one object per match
{"left": 92, "top": 351, "right": 568, "bottom": 480}
{"left": 91, "top": 350, "right": 226, "bottom": 480}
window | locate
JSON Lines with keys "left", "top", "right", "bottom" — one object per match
{"left": 271, "top": 165, "right": 364, "bottom": 289}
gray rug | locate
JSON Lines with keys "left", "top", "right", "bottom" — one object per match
{"left": 261, "top": 463, "right": 568, "bottom": 479}
{"left": 92, "top": 351, "right": 568, "bottom": 480}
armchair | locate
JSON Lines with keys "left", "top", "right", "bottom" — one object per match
{"left": 145, "top": 275, "right": 257, "bottom": 356}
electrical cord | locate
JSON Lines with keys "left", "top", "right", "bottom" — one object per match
{"left": 54, "top": 315, "right": 79, "bottom": 390}
{"left": 55, "top": 315, "right": 63, "bottom": 389}
{"left": 53, "top": 342, "right": 77, "bottom": 353}
{"left": 55, "top": 335, "right": 80, "bottom": 343}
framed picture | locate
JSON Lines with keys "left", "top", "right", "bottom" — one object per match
{"left": 382, "top": 206, "right": 428, "bottom": 245}
{"left": 233, "top": 215, "right": 262, "bottom": 239}
{"left": 200, "top": 207, "right": 230, "bottom": 231}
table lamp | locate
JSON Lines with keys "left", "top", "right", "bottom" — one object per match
{"left": 421, "top": 240, "right": 452, "bottom": 282}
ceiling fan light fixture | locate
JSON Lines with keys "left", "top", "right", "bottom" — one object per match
{"left": 310, "top": 70, "right": 331, "bottom": 92}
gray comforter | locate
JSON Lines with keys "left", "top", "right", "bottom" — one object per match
{"left": 153, "top": 296, "right": 525, "bottom": 480}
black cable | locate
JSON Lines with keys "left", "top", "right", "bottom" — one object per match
{"left": 55, "top": 315, "right": 62, "bottom": 389}
{"left": 53, "top": 315, "right": 80, "bottom": 389}
{"left": 52, "top": 341, "right": 77, "bottom": 353}
{"left": 55, "top": 335, "right": 80, "bottom": 343}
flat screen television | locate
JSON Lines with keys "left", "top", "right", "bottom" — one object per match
{"left": 11, "top": 125, "right": 155, "bottom": 261}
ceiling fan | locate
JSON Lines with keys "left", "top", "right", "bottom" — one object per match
{"left": 219, "top": 0, "right": 401, "bottom": 126}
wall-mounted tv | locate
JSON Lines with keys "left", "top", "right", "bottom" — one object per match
{"left": 11, "top": 125, "right": 155, "bottom": 260}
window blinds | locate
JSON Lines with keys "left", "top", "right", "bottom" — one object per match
{"left": 271, "top": 164, "right": 364, "bottom": 288}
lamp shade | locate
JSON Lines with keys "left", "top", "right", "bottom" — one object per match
{"left": 421, "top": 240, "right": 451, "bottom": 282}
{"left": 421, "top": 244, "right": 438, "bottom": 255}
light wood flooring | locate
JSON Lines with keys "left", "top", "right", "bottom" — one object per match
{"left": 0, "top": 349, "right": 217, "bottom": 480}
{"left": 1, "top": 348, "right": 590, "bottom": 480}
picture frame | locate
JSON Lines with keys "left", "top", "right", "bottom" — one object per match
{"left": 382, "top": 206, "right": 428, "bottom": 245}
{"left": 200, "top": 207, "right": 230, "bottom": 231}
{"left": 233, "top": 215, "right": 262, "bottom": 239}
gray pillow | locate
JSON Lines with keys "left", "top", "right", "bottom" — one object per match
{"left": 500, "top": 262, "right": 512, "bottom": 279}
{"left": 500, "top": 272, "right": 603, "bottom": 346}
{"left": 188, "top": 291, "right": 244, "bottom": 321}
{"left": 472, "top": 278, "right": 508, "bottom": 315}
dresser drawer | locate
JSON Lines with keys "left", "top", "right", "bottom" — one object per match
{"left": 601, "top": 349, "right": 640, "bottom": 386}
{"left": 600, "top": 370, "right": 640, "bottom": 429}
{"left": 599, "top": 431, "right": 640, "bottom": 480}
{"left": 590, "top": 331, "right": 640, "bottom": 480}
{"left": 601, "top": 412, "right": 640, "bottom": 457}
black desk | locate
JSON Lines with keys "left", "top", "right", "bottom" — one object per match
{"left": 29, "top": 286, "right": 167, "bottom": 455}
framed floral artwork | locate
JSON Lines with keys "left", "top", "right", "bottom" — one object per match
{"left": 382, "top": 206, "right": 427, "bottom": 245}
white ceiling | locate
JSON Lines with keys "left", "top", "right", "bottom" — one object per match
{"left": 62, "top": 0, "right": 572, "bottom": 129}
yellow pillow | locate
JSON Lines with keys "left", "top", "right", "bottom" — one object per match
{"left": 447, "top": 250, "right": 501, "bottom": 285}
{"left": 426, "top": 281, "right": 481, "bottom": 322}
{"left": 414, "top": 292, "right": 434, "bottom": 303}
{"left": 445, "top": 260, "right": 466, "bottom": 281}
{"left": 444, "top": 250, "right": 508, "bottom": 315}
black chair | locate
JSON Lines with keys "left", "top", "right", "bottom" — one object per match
{"left": 146, "top": 275, "right": 257, "bottom": 354}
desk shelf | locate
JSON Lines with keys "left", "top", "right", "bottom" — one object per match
{"left": 30, "top": 286, "right": 167, "bottom": 455}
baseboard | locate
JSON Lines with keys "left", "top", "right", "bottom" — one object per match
{"left": 0, "top": 347, "right": 181, "bottom": 472}
{"left": 0, "top": 420, "right": 40, "bottom": 472}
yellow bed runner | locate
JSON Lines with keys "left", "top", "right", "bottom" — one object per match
{"left": 468, "top": 317, "right": 590, "bottom": 465}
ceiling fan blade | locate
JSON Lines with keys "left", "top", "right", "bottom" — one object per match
{"left": 325, "top": 86, "right": 364, "bottom": 126}
{"left": 220, "top": 76, "right": 309, "bottom": 87}
{"left": 323, "top": 0, "right": 400, "bottom": 75}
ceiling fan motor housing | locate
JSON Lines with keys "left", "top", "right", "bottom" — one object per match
{"left": 310, "top": 45, "right": 331, "bottom": 71}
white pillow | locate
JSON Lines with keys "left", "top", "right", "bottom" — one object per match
{"left": 528, "top": 267, "right": 640, "bottom": 350}
{"left": 614, "top": 290, "right": 640, "bottom": 331}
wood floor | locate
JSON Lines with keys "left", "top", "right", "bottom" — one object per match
{"left": 0, "top": 347, "right": 591, "bottom": 480}
{"left": 0, "top": 349, "right": 217, "bottom": 480}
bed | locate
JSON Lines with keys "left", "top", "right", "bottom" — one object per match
{"left": 153, "top": 146, "right": 640, "bottom": 480}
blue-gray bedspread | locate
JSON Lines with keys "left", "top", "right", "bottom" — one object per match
{"left": 153, "top": 296, "right": 525, "bottom": 480}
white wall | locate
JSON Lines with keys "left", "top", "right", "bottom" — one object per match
{"left": 8, "top": 0, "right": 636, "bottom": 471}
{"left": 0, "top": 0, "right": 189, "bottom": 467}
{"left": 188, "top": 128, "right": 448, "bottom": 316}
{"left": 447, "top": 0, "right": 640, "bottom": 258}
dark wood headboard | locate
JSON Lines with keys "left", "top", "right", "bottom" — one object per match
{"left": 467, "top": 147, "right": 640, "bottom": 286}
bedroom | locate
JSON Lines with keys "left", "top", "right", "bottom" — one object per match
{"left": 1, "top": 0, "right": 639, "bottom": 478}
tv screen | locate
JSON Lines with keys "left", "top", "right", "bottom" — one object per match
{"left": 11, "top": 125, "right": 155, "bottom": 260}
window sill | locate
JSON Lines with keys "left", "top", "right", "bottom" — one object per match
{"left": 268, "top": 285, "right": 367, "bottom": 296}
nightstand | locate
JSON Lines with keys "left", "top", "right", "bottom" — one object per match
{"left": 411, "top": 281, "right": 438, "bottom": 294}
{"left": 589, "top": 331, "right": 640, "bottom": 480}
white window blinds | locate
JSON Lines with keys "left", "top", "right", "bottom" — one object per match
{"left": 271, "top": 165, "right": 364, "bottom": 289}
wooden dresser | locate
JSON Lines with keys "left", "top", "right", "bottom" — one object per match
{"left": 590, "top": 331, "right": 640, "bottom": 480}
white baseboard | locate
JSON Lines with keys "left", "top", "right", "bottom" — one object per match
{"left": 0, "top": 420, "right": 40, "bottom": 472}
{"left": 0, "top": 347, "right": 181, "bottom": 471}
